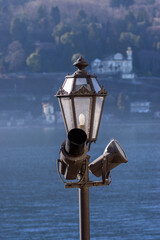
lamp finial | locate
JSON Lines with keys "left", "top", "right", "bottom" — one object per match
{"left": 73, "top": 56, "right": 88, "bottom": 70}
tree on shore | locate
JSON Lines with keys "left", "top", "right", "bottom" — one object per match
{"left": 5, "top": 41, "right": 25, "bottom": 72}
{"left": 0, "top": 1, "right": 159, "bottom": 75}
{"left": 26, "top": 49, "right": 42, "bottom": 73}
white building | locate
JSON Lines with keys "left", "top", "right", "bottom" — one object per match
{"left": 91, "top": 47, "right": 134, "bottom": 79}
{"left": 42, "top": 103, "right": 55, "bottom": 124}
{"left": 130, "top": 102, "right": 151, "bottom": 113}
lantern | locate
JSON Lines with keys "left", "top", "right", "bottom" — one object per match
{"left": 56, "top": 56, "right": 107, "bottom": 144}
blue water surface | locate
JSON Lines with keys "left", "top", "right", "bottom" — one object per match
{"left": 0, "top": 121, "right": 159, "bottom": 240}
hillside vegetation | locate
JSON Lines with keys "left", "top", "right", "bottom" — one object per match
{"left": 0, "top": 0, "right": 160, "bottom": 75}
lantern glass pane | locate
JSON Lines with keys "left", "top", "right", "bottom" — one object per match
{"left": 92, "top": 97, "right": 104, "bottom": 139}
{"left": 74, "top": 97, "right": 92, "bottom": 138}
{"left": 63, "top": 78, "right": 74, "bottom": 94}
{"left": 76, "top": 78, "right": 87, "bottom": 85}
{"left": 92, "top": 78, "right": 101, "bottom": 93}
{"left": 74, "top": 78, "right": 91, "bottom": 91}
{"left": 61, "top": 98, "right": 74, "bottom": 132}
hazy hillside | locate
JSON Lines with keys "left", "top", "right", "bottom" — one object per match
{"left": 0, "top": 0, "right": 160, "bottom": 75}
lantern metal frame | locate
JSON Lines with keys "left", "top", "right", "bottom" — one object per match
{"left": 56, "top": 57, "right": 107, "bottom": 146}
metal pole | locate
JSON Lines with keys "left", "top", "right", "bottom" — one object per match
{"left": 79, "top": 159, "right": 90, "bottom": 240}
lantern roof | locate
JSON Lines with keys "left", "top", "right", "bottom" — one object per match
{"left": 56, "top": 56, "right": 107, "bottom": 97}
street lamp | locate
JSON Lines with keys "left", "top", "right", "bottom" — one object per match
{"left": 56, "top": 57, "right": 128, "bottom": 240}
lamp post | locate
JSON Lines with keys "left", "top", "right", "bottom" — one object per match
{"left": 56, "top": 57, "right": 128, "bottom": 240}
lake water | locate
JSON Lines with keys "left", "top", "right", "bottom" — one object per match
{"left": 0, "top": 120, "right": 159, "bottom": 240}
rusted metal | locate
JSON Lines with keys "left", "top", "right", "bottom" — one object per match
{"left": 65, "top": 179, "right": 111, "bottom": 189}
{"left": 79, "top": 157, "right": 90, "bottom": 240}
{"left": 73, "top": 56, "right": 89, "bottom": 70}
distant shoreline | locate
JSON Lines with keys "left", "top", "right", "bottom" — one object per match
{"left": 0, "top": 71, "right": 160, "bottom": 79}
{"left": 0, "top": 116, "right": 159, "bottom": 130}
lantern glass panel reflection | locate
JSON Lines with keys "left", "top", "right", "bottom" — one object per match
{"left": 63, "top": 78, "right": 74, "bottom": 94}
{"left": 74, "top": 78, "right": 92, "bottom": 91}
{"left": 74, "top": 97, "right": 92, "bottom": 137}
{"left": 91, "top": 78, "right": 101, "bottom": 93}
{"left": 61, "top": 98, "right": 74, "bottom": 132}
{"left": 92, "top": 97, "right": 104, "bottom": 139}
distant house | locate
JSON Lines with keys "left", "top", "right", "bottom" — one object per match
{"left": 42, "top": 103, "right": 55, "bottom": 124}
{"left": 91, "top": 47, "right": 134, "bottom": 79}
{"left": 130, "top": 102, "right": 151, "bottom": 113}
